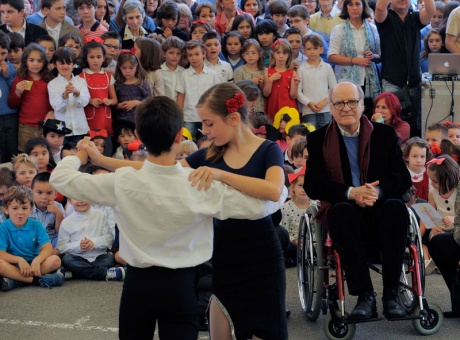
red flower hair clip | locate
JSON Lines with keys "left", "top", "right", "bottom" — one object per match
{"left": 85, "top": 37, "right": 104, "bottom": 44}
{"left": 89, "top": 129, "right": 108, "bottom": 139}
{"left": 272, "top": 39, "right": 282, "bottom": 50}
{"left": 430, "top": 142, "right": 442, "bottom": 156}
{"left": 192, "top": 19, "right": 207, "bottom": 25}
{"left": 120, "top": 47, "right": 136, "bottom": 55}
{"left": 226, "top": 92, "right": 245, "bottom": 113}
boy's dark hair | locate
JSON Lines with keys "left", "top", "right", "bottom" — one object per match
{"left": 60, "top": 142, "right": 77, "bottom": 158}
{"left": 185, "top": 39, "right": 205, "bottom": 52}
{"left": 80, "top": 41, "right": 107, "bottom": 69}
{"left": 101, "top": 31, "right": 122, "bottom": 43}
{"left": 302, "top": 33, "right": 323, "bottom": 48}
{"left": 0, "top": 167, "right": 14, "bottom": 187}
{"left": 236, "top": 80, "right": 260, "bottom": 102}
{"left": 42, "top": 127, "right": 65, "bottom": 138}
{"left": 162, "top": 36, "right": 185, "bottom": 52}
{"left": 42, "top": 0, "right": 61, "bottom": 9}
{"left": 51, "top": 47, "right": 76, "bottom": 64}
{"left": 0, "top": 0, "right": 24, "bottom": 12}
{"left": 287, "top": 124, "right": 308, "bottom": 138}
{"left": 36, "top": 35, "right": 57, "bottom": 49}
{"left": 156, "top": 1, "right": 180, "bottom": 27}
{"left": 7, "top": 32, "right": 24, "bottom": 50}
{"left": 58, "top": 33, "right": 82, "bottom": 48}
{"left": 113, "top": 119, "right": 135, "bottom": 139}
{"left": 291, "top": 138, "right": 307, "bottom": 158}
{"left": 268, "top": 0, "right": 288, "bottom": 15}
{"left": 0, "top": 31, "right": 11, "bottom": 51}
{"left": 255, "top": 19, "right": 279, "bottom": 38}
{"left": 2, "top": 185, "right": 34, "bottom": 209}
{"left": 73, "top": 0, "right": 97, "bottom": 10}
{"left": 135, "top": 96, "right": 183, "bottom": 156}
{"left": 426, "top": 122, "right": 448, "bottom": 138}
{"left": 202, "top": 31, "right": 221, "bottom": 43}
{"left": 31, "top": 171, "right": 51, "bottom": 189}
{"left": 283, "top": 27, "right": 302, "bottom": 39}
{"left": 288, "top": 4, "right": 310, "bottom": 19}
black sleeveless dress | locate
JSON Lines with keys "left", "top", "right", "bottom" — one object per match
{"left": 186, "top": 140, "right": 288, "bottom": 340}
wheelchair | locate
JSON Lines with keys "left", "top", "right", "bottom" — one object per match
{"left": 297, "top": 204, "right": 444, "bottom": 340}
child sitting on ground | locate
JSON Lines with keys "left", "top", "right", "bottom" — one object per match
{"left": 29, "top": 172, "right": 65, "bottom": 251}
{"left": 0, "top": 167, "right": 15, "bottom": 224}
{"left": 112, "top": 119, "right": 136, "bottom": 159}
{"left": 12, "top": 153, "right": 38, "bottom": 188}
{"left": 56, "top": 196, "right": 122, "bottom": 281}
{"left": 0, "top": 186, "right": 63, "bottom": 291}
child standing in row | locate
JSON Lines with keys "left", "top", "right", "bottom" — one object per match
{"left": 223, "top": 30, "right": 245, "bottom": 71}
{"left": 297, "top": 34, "right": 336, "bottom": 129}
{"left": 48, "top": 48, "right": 91, "bottom": 143}
{"left": 114, "top": 52, "right": 150, "bottom": 123}
{"left": 80, "top": 41, "right": 117, "bottom": 137}
{"left": 203, "top": 32, "right": 233, "bottom": 83}
{"left": 8, "top": 43, "right": 54, "bottom": 152}
{"left": 160, "top": 37, "right": 185, "bottom": 101}
{"left": 0, "top": 186, "right": 63, "bottom": 291}
{"left": 233, "top": 39, "right": 265, "bottom": 114}
{"left": 255, "top": 19, "right": 278, "bottom": 68}
{"left": 263, "top": 39, "right": 299, "bottom": 122}
{"left": 25, "top": 137, "right": 56, "bottom": 174}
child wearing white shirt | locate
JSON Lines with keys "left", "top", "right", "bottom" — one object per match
{"left": 47, "top": 48, "right": 91, "bottom": 143}
{"left": 56, "top": 197, "right": 121, "bottom": 281}
{"left": 160, "top": 37, "right": 185, "bottom": 101}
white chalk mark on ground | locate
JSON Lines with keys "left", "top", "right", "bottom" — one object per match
{"left": 0, "top": 317, "right": 209, "bottom": 338}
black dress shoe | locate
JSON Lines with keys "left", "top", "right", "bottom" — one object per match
{"left": 382, "top": 289, "right": 406, "bottom": 319}
{"left": 443, "top": 311, "right": 460, "bottom": 318}
{"left": 350, "top": 291, "right": 377, "bottom": 320}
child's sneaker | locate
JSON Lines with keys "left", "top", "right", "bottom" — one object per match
{"left": 39, "top": 273, "right": 64, "bottom": 289}
{"left": 2, "top": 277, "right": 22, "bottom": 292}
{"left": 106, "top": 267, "right": 125, "bottom": 281}
{"left": 57, "top": 267, "right": 73, "bottom": 280}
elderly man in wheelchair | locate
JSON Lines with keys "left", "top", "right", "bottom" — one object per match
{"left": 304, "top": 81, "right": 412, "bottom": 321}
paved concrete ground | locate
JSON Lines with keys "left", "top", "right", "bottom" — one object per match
{"left": 0, "top": 268, "right": 458, "bottom": 339}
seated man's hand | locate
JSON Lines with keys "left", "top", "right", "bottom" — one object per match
{"left": 349, "top": 181, "right": 380, "bottom": 206}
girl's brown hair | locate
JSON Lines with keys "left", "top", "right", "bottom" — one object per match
{"left": 269, "top": 39, "right": 293, "bottom": 69}
{"left": 115, "top": 53, "right": 147, "bottom": 84}
{"left": 135, "top": 37, "right": 162, "bottom": 72}
{"left": 403, "top": 137, "right": 431, "bottom": 162}
{"left": 427, "top": 154, "right": 460, "bottom": 195}
{"left": 197, "top": 83, "right": 249, "bottom": 162}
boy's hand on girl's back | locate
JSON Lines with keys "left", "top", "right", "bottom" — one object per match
{"left": 30, "top": 259, "right": 41, "bottom": 277}
{"left": 189, "top": 166, "right": 223, "bottom": 191}
{"left": 18, "top": 257, "right": 32, "bottom": 277}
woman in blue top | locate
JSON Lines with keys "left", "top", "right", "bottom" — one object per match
{"left": 184, "top": 83, "right": 287, "bottom": 340}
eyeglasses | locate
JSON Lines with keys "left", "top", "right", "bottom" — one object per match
{"left": 64, "top": 45, "right": 81, "bottom": 50}
{"left": 243, "top": 51, "right": 259, "bottom": 56}
{"left": 332, "top": 99, "right": 360, "bottom": 110}
{"left": 302, "top": 0, "right": 317, "bottom": 3}
{"left": 104, "top": 43, "right": 120, "bottom": 50}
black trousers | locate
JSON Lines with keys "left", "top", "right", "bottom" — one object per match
{"left": 328, "top": 199, "right": 408, "bottom": 296}
{"left": 429, "top": 233, "right": 460, "bottom": 312}
{"left": 119, "top": 265, "right": 199, "bottom": 340}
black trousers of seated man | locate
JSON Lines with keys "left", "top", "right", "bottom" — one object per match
{"left": 328, "top": 199, "right": 408, "bottom": 296}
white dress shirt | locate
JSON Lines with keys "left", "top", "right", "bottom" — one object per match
{"left": 50, "top": 156, "right": 288, "bottom": 269}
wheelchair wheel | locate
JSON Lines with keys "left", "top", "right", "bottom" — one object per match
{"left": 297, "top": 207, "right": 324, "bottom": 321}
{"left": 323, "top": 313, "right": 356, "bottom": 340}
{"left": 412, "top": 304, "right": 443, "bottom": 336}
{"left": 398, "top": 209, "right": 425, "bottom": 315}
